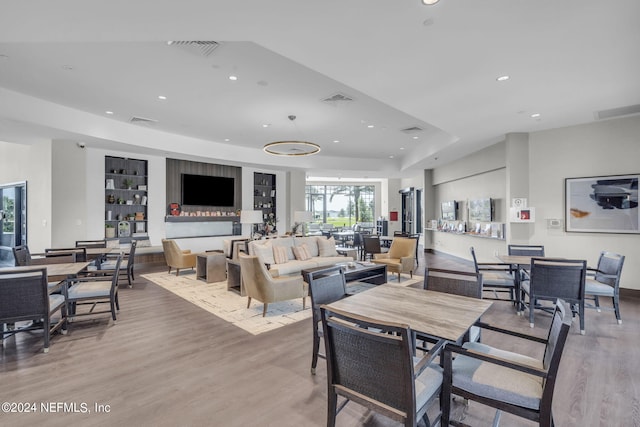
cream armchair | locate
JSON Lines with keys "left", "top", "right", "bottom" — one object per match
{"left": 372, "top": 237, "right": 417, "bottom": 281}
{"left": 238, "top": 254, "right": 308, "bottom": 317}
{"left": 162, "top": 239, "right": 197, "bottom": 276}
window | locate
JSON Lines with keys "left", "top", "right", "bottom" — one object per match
{"left": 305, "top": 185, "right": 375, "bottom": 227}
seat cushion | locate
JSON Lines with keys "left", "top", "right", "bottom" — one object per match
{"left": 585, "top": 278, "right": 614, "bottom": 296}
{"left": 452, "top": 341, "right": 543, "bottom": 410}
{"left": 414, "top": 360, "right": 444, "bottom": 411}
{"left": 482, "top": 271, "right": 514, "bottom": 287}
{"left": 49, "top": 294, "right": 66, "bottom": 311}
{"left": 67, "top": 281, "right": 112, "bottom": 299}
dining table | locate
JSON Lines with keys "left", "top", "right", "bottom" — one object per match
{"left": 0, "top": 262, "right": 91, "bottom": 286}
{"left": 325, "top": 284, "right": 493, "bottom": 343}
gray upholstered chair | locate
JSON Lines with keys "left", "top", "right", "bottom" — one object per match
{"left": 585, "top": 251, "right": 625, "bottom": 324}
{"left": 162, "top": 239, "right": 197, "bottom": 276}
{"left": 101, "top": 240, "right": 137, "bottom": 288}
{"left": 521, "top": 258, "right": 587, "bottom": 334}
{"left": 423, "top": 267, "right": 483, "bottom": 343}
{"left": 12, "top": 245, "right": 32, "bottom": 266}
{"left": 0, "top": 268, "right": 67, "bottom": 353}
{"left": 442, "top": 299, "right": 572, "bottom": 427}
{"left": 66, "top": 255, "right": 122, "bottom": 322}
{"left": 321, "top": 305, "right": 445, "bottom": 427}
{"left": 238, "top": 254, "right": 308, "bottom": 317}
{"left": 508, "top": 244, "right": 545, "bottom": 257}
{"left": 372, "top": 237, "right": 417, "bottom": 281}
{"left": 305, "top": 265, "right": 350, "bottom": 375}
{"left": 470, "top": 246, "right": 516, "bottom": 303}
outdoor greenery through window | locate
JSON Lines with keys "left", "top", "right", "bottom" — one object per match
{"left": 305, "top": 185, "right": 375, "bottom": 228}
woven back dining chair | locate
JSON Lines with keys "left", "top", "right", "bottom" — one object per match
{"left": 585, "top": 251, "right": 625, "bottom": 324}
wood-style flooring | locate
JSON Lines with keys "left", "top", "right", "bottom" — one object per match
{"left": 1, "top": 250, "right": 638, "bottom": 427}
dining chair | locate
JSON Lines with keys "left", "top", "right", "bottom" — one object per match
{"left": 508, "top": 244, "right": 545, "bottom": 257}
{"left": 470, "top": 246, "right": 516, "bottom": 303}
{"left": 75, "top": 240, "right": 107, "bottom": 249}
{"left": 423, "top": 267, "right": 483, "bottom": 343}
{"left": 521, "top": 258, "right": 587, "bottom": 334}
{"left": 65, "top": 255, "right": 123, "bottom": 322}
{"left": 321, "top": 305, "right": 445, "bottom": 427}
{"left": 45, "top": 247, "right": 87, "bottom": 263}
{"left": 306, "top": 265, "right": 350, "bottom": 375}
{"left": 344, "top": 231, "right": 363, "bottom": 260}
{"left": 442, "top": 299, "right": 572, "bottom": 427}
{"left": 584, "top": 251, "right": 625, "bottom": 324}
{"left": 100, "top": 240, "right": 137, "bottom": 288}
{"left": 362, "top": 235, "right": 386, "bottom": 261}
{"left": 12, "top": 245, "right": 32, "bottom": 266}
{"left": 0, "top": 268, "right": 67, "bottom": 353}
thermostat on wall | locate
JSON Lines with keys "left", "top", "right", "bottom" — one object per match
{"left": 512, "top": 198, "right": 527, "bottom": 208}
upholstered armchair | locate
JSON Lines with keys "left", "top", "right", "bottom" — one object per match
{"left": 238, "top": 254, "right": 308, "bottom": 317}
{"left": 372, "top": 237, "right": 417, "bottom": 281}
{"left": 162, "top": 239, "right": 197, "bottom": 276}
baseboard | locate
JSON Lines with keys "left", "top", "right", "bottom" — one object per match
{"left": 620, "top": 288, "right": 640, "bottom": 299}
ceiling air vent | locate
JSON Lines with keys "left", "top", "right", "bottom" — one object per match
{"left": 595, "top": 104, "right": 640, "bottom": 120}
{"left": 130, "top": 116, "right": 158, "bottom": 126}
{"left": 167, "top": 41, "right": 219, "bottom": 57}
{"left": 401, "top": 126, "right": 423, "bottom": 134}
{"left": 322, "top": 92, "right": 355, "bottom": 103}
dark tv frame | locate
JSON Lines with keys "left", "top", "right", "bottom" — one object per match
{"left": 181, "top": 174, "right": 235, "bottom": 207}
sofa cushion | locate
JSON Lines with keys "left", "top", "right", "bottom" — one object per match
{"left": 294, "top": 236, "right": 319, "bottom": 257}
{"left": 251, "top": 240, "right": 275, "bottom": 265}
{"left": 270, "top": 259, "right": 320, "bottom": 276}
{"left": 318, "top": 237, "right": 339, "bottom": 257}
{"left": 271, "top": 237, "right": 296, "bottom": 260}
{"left": 292, "top": 244, "right": 312, "bottom": 261}
{"left": 273, "top": 246, "right": 289, "bottom": 264}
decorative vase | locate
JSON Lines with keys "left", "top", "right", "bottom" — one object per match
{"left": 107, "top": 194, "right": 115, "bottom": 204}
{"left": 105, "top": 227, "right": 115, "bottom": 238}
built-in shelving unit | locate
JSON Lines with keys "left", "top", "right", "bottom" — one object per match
{"left": 105, "top": 156, "right": 148, "bottom": 243}
{"left": 254, "top": 172, "right": 276, "bottom": 233}
{"left": 376, "top": 220, "right": 388, "bottom": 236}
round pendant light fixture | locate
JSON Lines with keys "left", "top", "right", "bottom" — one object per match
{"left": 263, "top": 115, "right": 321, "bottom": 157}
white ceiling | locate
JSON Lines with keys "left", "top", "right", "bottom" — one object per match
{"left": 0, "top": 1, "right": 638, "bottom": 179}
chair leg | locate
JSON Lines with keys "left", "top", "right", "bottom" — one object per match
{"left": 302, "top": 297, "right": 306, "bottom": 310}
{"left": 579, "top": 301, "right": 585, "bottom": 335}
{"left": 175, "top": 268, "right": 180, "bottom": 276}
{"left": 110, "top": 299, "right": 117, "bottom": 321}
{"left": 594, "top": 295, "right": 601, "bottom": 311}
{"left": 327, "top": 389, "right": 338, "bottom": 427}
{"left": 247, "top": 297, "right": 252, "bottom": 309}
{"left": 115, "top": 293, "right": 120, "bottom": 311}
{"left": 311, "top": 329, "right": 320, "bottom": 375}
{"left": 168, "top": 266, "right": 172, "bottom": 274}
{"left": 262, "top": 303, "right": 268, "bottom": 317}
{"left": 529, "top": 297, "right": 535, "bottom": 328}
{"left": 613, "top": 296, "right": 622, "bottom": 324}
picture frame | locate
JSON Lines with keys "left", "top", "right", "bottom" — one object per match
{"left": 565, "top": 174, "right": 639, "bottom": 234}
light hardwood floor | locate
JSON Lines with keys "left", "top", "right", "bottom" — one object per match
{"left": 1, "top": 250, "right": 638, "bottom": 426}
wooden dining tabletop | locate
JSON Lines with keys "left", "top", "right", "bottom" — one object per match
{"left": 497, "top": 254, "right": 535, "bottom": 266}
{"left": 325, "top": 284, "right": 493, "bottom": 343}
{"left": 0, "top": 262, "right": 91, "bottom": 282}
{"left": 85, "top": 247, "right": 115, "bottom": 256}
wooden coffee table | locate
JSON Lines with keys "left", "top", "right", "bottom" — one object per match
{"left": 302, "top": 262, "right": 387, "bottom": 285}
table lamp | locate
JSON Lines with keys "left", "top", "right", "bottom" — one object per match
{"left": 293, "top": 211, "right": 313, "bottom": 236}
{"left": 240, "top": 210, "right": 264, "bottom": 239}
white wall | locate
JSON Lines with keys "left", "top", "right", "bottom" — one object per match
{"left": 0, "top": 139, "right": 52, "bottom": 252}
{"left": 528, "top": 115, "right": 640, "bottom": 290}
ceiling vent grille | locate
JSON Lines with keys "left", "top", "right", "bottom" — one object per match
{"left": 322, "top": 92, "right": 355, "bottom": 103}
{"left": 167, "top": 41, "right": 219, "bottom": 57}
{"left": 595, "top": 104, "right": 640, "bottom": 120}
{"left": 130, "top": 116, "right": 158, "bottom": 125}
{"left": 401, "top": 126, "right": 423, "bottom": 134}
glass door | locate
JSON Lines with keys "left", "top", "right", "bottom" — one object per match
{"left": 0, "top": 181, "right": 27, "bottom": 266}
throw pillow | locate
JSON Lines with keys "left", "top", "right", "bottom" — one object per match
{"left": 273, "top": 246, "right": 289, "bottom": 264}
{"left": 318, "top": 236, "right": 338, "bottom": 257}
{"left": 293, "top": 244, "right": 312, "bottom": 261}
{"left": 251, "top": 241, "right": 275, "bottom": 265}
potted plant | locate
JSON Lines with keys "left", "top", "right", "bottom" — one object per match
{"left": 123, "top": 178, "right": 134, "bottom": 190}
{"left": 105, "top": 224, "right": 116, "bottom": 238}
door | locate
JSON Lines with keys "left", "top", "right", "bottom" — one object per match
{"left": 0, "top": 181, "right": 27, "bottom": 266}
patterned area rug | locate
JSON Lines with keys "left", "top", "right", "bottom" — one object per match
{"left": 142, "top": 270, "right": 422, "bottom": 335}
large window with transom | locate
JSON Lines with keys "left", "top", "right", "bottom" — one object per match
{"left": 305, "top": 184, "right": 375, "bottom": 228}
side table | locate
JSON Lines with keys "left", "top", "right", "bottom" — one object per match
{"left": 227, "top": 259, "right": 244, "bottom": 295}
{"left": 196, "top": 251, "right": 227, "bottom": 283}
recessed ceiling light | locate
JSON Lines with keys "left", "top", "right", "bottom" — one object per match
{"left": 400, "top": 147, "right": 405, "bottom": 150}
{"left": 229, "top": 75, "right": 238, "bottom": 81}
{"left": 158, "top": 95, "right": 167, "bottom": 100}
{"left": 389, "top": 155, "right": 394, "bottom": 159}
{"left": 422, "top": 0, "right": 440, "bottom": 4}
{"left": 367, "top": 125, "right": 375, "bottom": 128}
{"left": 333, "top": 140, "right": 340, "bottom": 143}
{"left": 224, "top": 138, "right": 230, "bottom": 142}
{"left": 262, "top": 124, "right": 270, "bottom": 128}
{"left": 531, "top": 113, "right": 541, "bottom": 118}
{"left": 105, "top": 111, "right": 114, "bottom": 115}
{"left": 496, "top": 75, "right": 510, "bottom": 82}
{"left": 412, "top": 136, "right": 419, "bottom": 140}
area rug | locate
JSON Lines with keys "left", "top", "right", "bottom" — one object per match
{"left": 141, "top": 270, "right": 422, "bottom": 335}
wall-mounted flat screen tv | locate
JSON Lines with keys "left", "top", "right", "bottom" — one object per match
{"left": 468, "top": 198, "right": 493, "bottom": 222}
{"left": 441, "top": 200, "right": 457, "bottom": 220}
{"left": 181, "top": 174, "right": 235, "bottom": 207}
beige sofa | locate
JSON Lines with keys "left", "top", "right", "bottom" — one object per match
{"left": 247, "top": 236, "right": 352, "bottom": 277}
